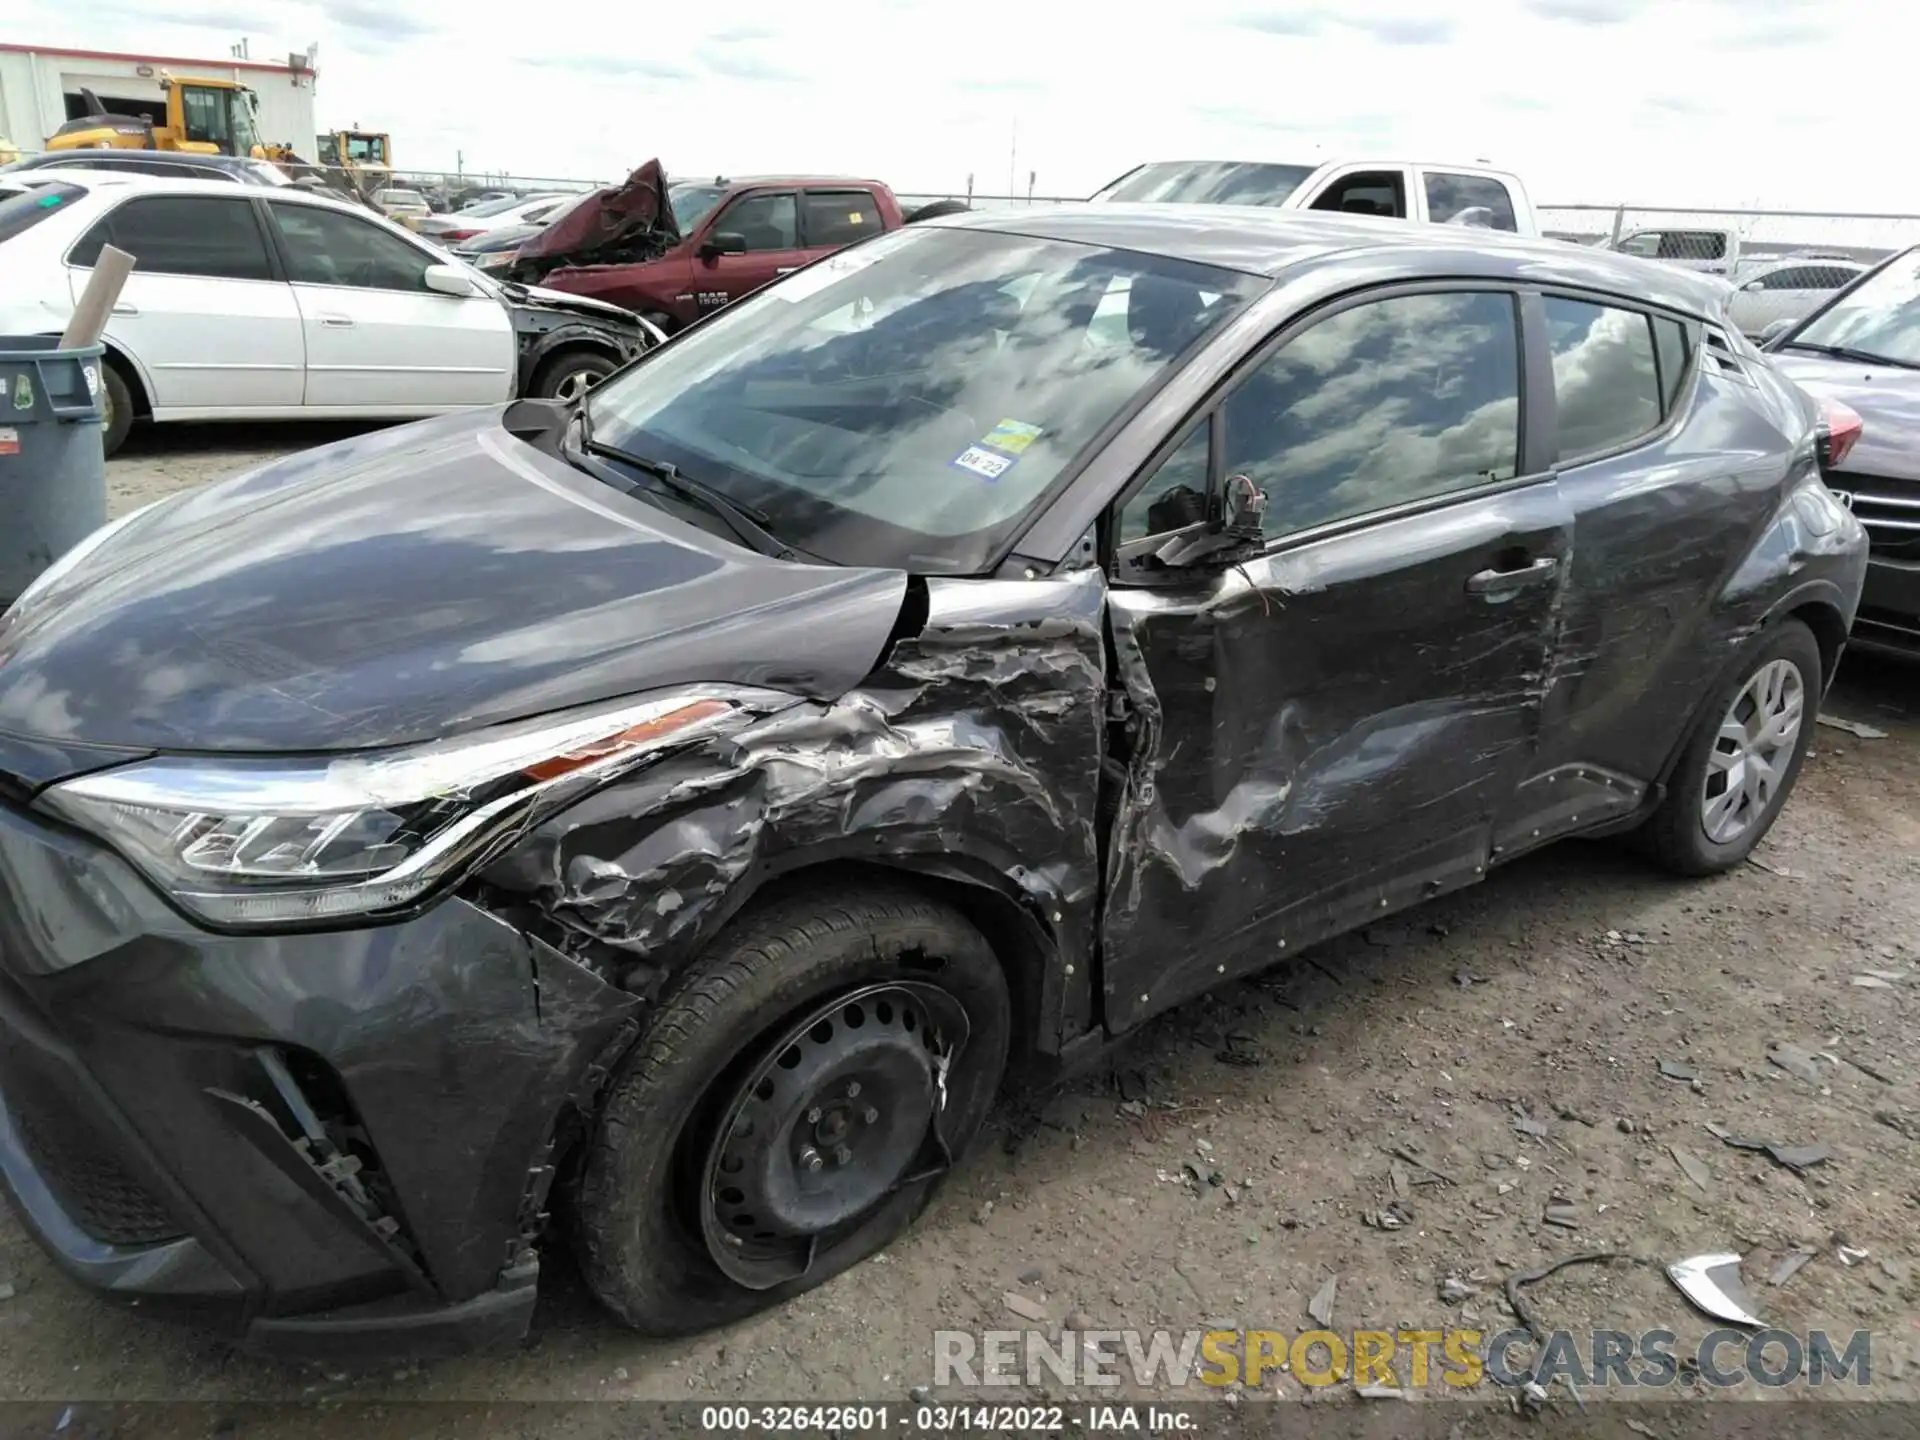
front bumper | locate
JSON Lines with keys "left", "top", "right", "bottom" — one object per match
{"left": 1850, "top": 554, "right": 1920, "bottom": 657}
{"left": 0, "top": 799, "right": 639, "bottom": 1360}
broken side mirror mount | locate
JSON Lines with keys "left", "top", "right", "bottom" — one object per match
{"left": 1759, "top": 317, "right": 1794, "bottom": 346}
{"left": 1150, "top": 473, "right": 1268, "bottom": 569}
{"left": 700, "top": 232, "right": 748, "bottom": 260}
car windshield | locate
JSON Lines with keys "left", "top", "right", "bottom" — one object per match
{"left": 583, "top": 226, "right": 1263, "bottom": 573}
{"left": 1787, "top": 249, "right": 1920, "bottom": 364}
{"left": 0, "top": 182, "right": 85, "bottom": 243}
{"left": 459, "top": 195, "right": 523, "bottom": 217}
{"left": 1094, "top": 161, "right": 1317, "bottom": 207}
{"left": 670, "top": 183, "right": 728, "bottom": 232}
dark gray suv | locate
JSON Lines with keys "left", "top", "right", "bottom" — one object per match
{"left": 0, "top": 207, "right": 1868, "bottom": 1357}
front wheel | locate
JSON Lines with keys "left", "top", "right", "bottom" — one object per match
{"left": 571, "top": 884, "right": 1010, "bottom": 1335}
{"left": 529, "top": 348, "right": 616, "bottom": 404}
{"left": 1641, "top": 618, "right": 1822, "bottom": 875}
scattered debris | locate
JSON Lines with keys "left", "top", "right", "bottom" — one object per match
{"left": 1453, "top": 969, "right": 1485, "bottom": 987}
{"left": 1389, "top": 1160, "right": 1412, "bottom": 1198}
{"left": 910, "top": 1385, "right": 932, "bottom": 1404}
{"left": 1039, "top": 1095, "right": 1088, "bottom": 1132}
{"left": 1670, "top": 1146, "right": 1711, "bottom": 1192}
{"left": 0, "top": 1281, "right": 13, "bottom": 1302}
{"left": 1765, "top": 1142, "right": 1830, "bottom": 1172}
{"left": 1513, "top": 1113, "right": 1553, "bottom": 1140}
{"left": 1623, "top": 1420, "right": 1661, "bottom": 1440}
{"left": 1769, "top": 1250, "right": 1815, "bottom": 1287}
{"left": 1018, "top": 1267, "right": 1044, "bottom": 1286}
{"left": 1657, "top": 1059, "right": 1699, "bottom": 1083}
{"left": 1745, "top": 854, "right": 1798, "bottom": 878}
{"left": 1852, "top": 975, "right": 1896, "bottom": 990}
{"left": 1875, "top": 1108, "right": 1919, "bottom": 1140}
{"left": 1003, "top": 1291, "right": 1049, "bottom": 1323}
{"left": 1667, "top": 1253, "right": 1762, "bottom": 1327}
{"left": 1554, "top": 1103, "right": 1597, "bottom": 1126}
{"left": 1862, "top": 969, "right": 1912, "bottom": 984}
{"left": 1766, "top": 1042, "right": 1826, "bottom": 1086}
{"left": 1363, "top": 1204, "right": 1411, "bottom": 1231}
{"left": 974, "top": 1200, "right": 995, "bottom": 1225}
{"left": 1838, "top": 1244, "right": 1871, "bottom": 1268}
{"left": 1354, "top": 1384, "right": 1407, "bottom": 1399}
{"left": 1816, "top": 714, "right": 1888, "bottom": 740}
{"left": 1387, "top": 1143, "right": 1457, "bottom": 1186}
{"left": 1439, "top": 1276, "right": 1478, "bottom": 1303}
{"left": 1544, "top": 1203, "right": 1581, "bottom": 1230}
{"left": 1215, "top": 1033, "right": 1263, "bottom": 1067}
{"left": 1307, "top": 1276, "right": 1337, "bottom": 1327}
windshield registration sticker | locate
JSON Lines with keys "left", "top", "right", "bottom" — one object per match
{"left": 952, "top": 445, "right": 1015, "bottom": 481}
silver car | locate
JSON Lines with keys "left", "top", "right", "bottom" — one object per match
{"left": 1726, "top": 258, "right": 1868, "bottom": 338}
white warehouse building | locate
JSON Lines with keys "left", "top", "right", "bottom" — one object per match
{"left": 0, "top": 43, "right": 316, "bottom": 156}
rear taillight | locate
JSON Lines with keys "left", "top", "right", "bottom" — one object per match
{"left": 1817, "top": 397, "right": 1863, "bottom": 470}
{"left": 440, "top": 228, "right": 481, "bottom": 242}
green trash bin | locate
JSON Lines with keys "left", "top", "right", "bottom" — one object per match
{"left": 0, "top": 337, "right": 107, "bottom": 609}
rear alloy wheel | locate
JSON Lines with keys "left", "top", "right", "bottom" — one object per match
{"left": 100, "top": 362, "right": 134, "bottom": 458}
{"left": 531, "top": 349, "right": 615, "bottom": 404}
{"left": 1642, "top": 618, "right": 1821, "bottom": 875}
{"left": 571, "top": 886, "right": 1009, "bottom": 1335}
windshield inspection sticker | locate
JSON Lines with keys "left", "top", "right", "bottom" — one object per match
{"left": 982, "top": 418, "right": 1043, "bottom": 454}
{"left": 12, "top": 374, "right": 32, "bottom": 411}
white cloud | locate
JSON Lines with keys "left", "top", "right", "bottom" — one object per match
{"left": 7, "top": 0, "right": 1904, "bottom": 210}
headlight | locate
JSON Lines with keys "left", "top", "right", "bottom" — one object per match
{"left": 39, "top": 687, "right": 790, "bottom": 927}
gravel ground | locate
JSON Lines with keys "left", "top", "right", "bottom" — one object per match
{"left": 4, "top": 423, "right": 1916, "bottom": 1425}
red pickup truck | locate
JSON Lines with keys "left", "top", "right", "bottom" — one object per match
{"left": 525, "top": 171, "right": 910, "bottom": 334}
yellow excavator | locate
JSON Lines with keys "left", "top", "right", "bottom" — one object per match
{"left": 48, "top": 73, "right": 271, "bottom": 157}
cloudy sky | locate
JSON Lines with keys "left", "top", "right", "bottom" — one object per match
{"left": 9, "top": 0, "right": 1886, "bottom": 209}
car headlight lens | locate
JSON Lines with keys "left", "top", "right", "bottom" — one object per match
{"left": 38, "top": 687, "right": 788, "bottom": 927}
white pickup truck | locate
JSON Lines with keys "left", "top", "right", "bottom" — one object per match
{"left": 1089, "top": 158, "right": 1540, "bottom": 235}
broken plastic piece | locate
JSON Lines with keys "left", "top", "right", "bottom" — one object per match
{"left": 1667, "top": 1253, "right": 1762, "bottom": 1327}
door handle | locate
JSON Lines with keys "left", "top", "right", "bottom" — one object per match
{"left": 317, "top": 313, "right": 354, "bottom": 328}
{"left": 1465, "top": 556, "right": 1559, "bottom": 597}
{"left": 111, "top": 302, "right": 138, "bottom": 316}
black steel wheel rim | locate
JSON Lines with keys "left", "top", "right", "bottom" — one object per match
{"left": 697, "top": 979, "right": 971, "bottom": 1290}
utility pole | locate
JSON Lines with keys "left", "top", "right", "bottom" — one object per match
{"left": 1008, "top": 120, "right": 1017, "bottom": 199}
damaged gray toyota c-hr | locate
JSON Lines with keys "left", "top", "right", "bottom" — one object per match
{"left": 0, "top": 207, "right": 1868, "bottom": 1357}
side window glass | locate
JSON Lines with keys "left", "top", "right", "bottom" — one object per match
{"left": 1653, "top": 316, "right": 1690, "bottom": 413}
{"left": 1224, "top": 291, "right": 1520, "bottom": 541}
{"left": 803, "top": 191, "right": 882, "bottom": 249}
{"left": 1118, "top": 423, "right": 1211, "bottom": 542}
{"left": 179, "top": 88, "right": 230, "bottom": 148}
{"left": 76, "top": 196, "right": 272, "bottom": 280}
{"left": 1762, "top": 267, "right": 1814, "bottom": 291}
{"left": 271, "top": 204, "right": 433, "bottom": 291}
{"left": 1617, "top": 233, "right": 1661, "bottom": 257}
{"left": 1308, "top": 171, "right": 1406, "bottom": 219}
{"left": 715, "top": 192, "right": 798, "bottom": 251}
{"left": 1545, "top": 297, "right": 1662, "bottom": 459}
{"left": 1424, "top": 173, "right": 1519, "bottom": 232}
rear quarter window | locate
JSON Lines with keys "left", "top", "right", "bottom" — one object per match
{"left": 0, "top": 183, "right": 87, "bottom": 244}
{"left": 1544, "top": 296, "right": 1663, "bottom": 460}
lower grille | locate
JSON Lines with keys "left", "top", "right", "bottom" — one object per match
{"left": 5, "top": 1063, "right": 185, "bottom": 1247}
{"left": 1826, "top": 470, "right": 1920, "bottom": 557}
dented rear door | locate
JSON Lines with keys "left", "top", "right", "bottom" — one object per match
{"left": 1098, "top": 284, "right": 1572, "bottom": 1031}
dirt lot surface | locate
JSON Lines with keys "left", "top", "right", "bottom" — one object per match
{"left": 4, "top": 424, "right": 1917, "bottom": 1428}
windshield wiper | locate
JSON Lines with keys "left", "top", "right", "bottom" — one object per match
{"left": 567, "top": 411, "right": 797, "bottom": 560}
{"left": 1780, "top": 340, "right": 1920, "bottom": 370}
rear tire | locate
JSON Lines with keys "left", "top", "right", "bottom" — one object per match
{"left": 100, "top": 362, "right": 133, "bottom": 459}
{"left": 1641, "top": 618, "right": 1821, "bottom": 876}
{"left": 571, "top": 884, "right": 1010, "bottom": 1336}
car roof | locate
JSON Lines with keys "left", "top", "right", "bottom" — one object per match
{"left": 25, "top": 170, "right": 390, "bottom": 215}
{"left": 937, "top": 204, "right": 1732, "bottom": 318}
{"left": 4, "top": 149, "right": 268, "bottom": 176}
{"left": 710, "top": 175, "right": 886, "bottom": 188}
{"left": 1123, "top": 157, "right": 1525, "bottom": 179}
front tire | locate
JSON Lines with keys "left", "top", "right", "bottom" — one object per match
{"left": 1642, "top": 618, "right": 1821, "bottom": 875}
{"left": 571, "top": 884, "right": 1010, "bottom": 1335}
{"left": 529, "top": 347, "right": 616, "bottom": 404}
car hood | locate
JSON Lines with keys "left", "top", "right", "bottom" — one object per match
{"left": 1770, "top": 350, "right": 1920, "bottom": 483}
{"left": 0, "top": 410, "right": 908, "bottom": 755}
{"left": 514, "top": 159, "right": 679, "bottom": 266}
{"left": 507, "top": 282, "right": 641, "bottom": 327}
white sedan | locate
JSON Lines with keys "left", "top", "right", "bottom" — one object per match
{"left": 0, "top": 173, "right": 660, "bottom": 455}
{"left": 1725, "top": 257, "right": 1869, "bottom": 339}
